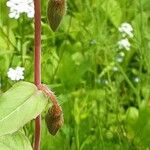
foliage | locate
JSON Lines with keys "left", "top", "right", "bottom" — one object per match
{"left": 0, "top": 131, "right": 32, "bottom": 150}
{"left": 0, "top": 82, "right": 48, "bottom": 136}
{"left": 0, "top": 0, "right": 150, "bottom": 149}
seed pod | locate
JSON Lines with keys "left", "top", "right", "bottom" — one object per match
{"left": 45, "top": 105, "right": 64, "bottom": 135}
{"left": 47, "top": 0, "right": 66, "bottom": 31}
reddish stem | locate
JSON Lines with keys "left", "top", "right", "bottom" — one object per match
{"left": 34, "top": 115, "right": 41, "bottom": 150}
{"left": 34, "top": 0, "right": 41, "bottom": 150}
{"left": 34, "top": 0, "right": 41, "bottom": 86}
{"left": 37, "top": 84, "right": 59, "bottom": 106}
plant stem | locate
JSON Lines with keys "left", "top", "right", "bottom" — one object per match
{"left": 34, "top": 0, "right": 41, "bottom": 86}
{"left": 34, "top": 115, "right": 41, "bottom": 150}
{"left": 34, "top": 0, "right": 41, "bottom": 150}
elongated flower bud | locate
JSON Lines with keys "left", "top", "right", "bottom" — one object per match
{"left": 47, "top": 0, "right": 66, "bottom": 31}
{"left": 45, "top": 105, "right": 64, "bottom": 135}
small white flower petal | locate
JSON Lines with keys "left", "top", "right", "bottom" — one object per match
{"left": 104, "top": 80, "right": 109, "bottom": 85}
{"left": 16, "top": 66, "right": 25, "bottom": 72}
{"left": 118, "top": 38, "right": 131, "bottom": 51}
{"left": 134, "top": 77, "right": 140, "bottom": 83}
{"left": 7, "top": 68, "right": 16, "bottom": 81}
{"left": 119, "top": 52, "right": 125, "bottom": 57}
{"left": 20, "top": 75, "right": 24, "bottom": 80}
{"left": 6, "top": 1, "right": 13, "bottom": 7}
{"left": 9, "top": 12, "right": 17, "bottom": 18}
{"left": 112, "top": 66, "right": 119, "bottom": 72}
{"left": 6, "top": 0, "right": 34, "bottom": 19}
{"left": 27, "top": 11, "right": 34, "bottom": 18}
{"left": 14, "top": 14, "right": 20, "bottom": 19}
{"left": 7, "top": 66, "right": 25, "bottom": 81}
{"left": 116, "top": 57, "right": 123, "bottom": 63}
{"left": 118, "top": 22, "right": 134, "bottom": 38}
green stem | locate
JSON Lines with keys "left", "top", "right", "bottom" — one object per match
{"left": 117, "top": 64, "right": 140, "bottom": 105}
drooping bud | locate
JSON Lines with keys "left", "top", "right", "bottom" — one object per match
{"left": 45, "top": 104, "right": 64, "bottom": 135}
{"left": 47, "top": 0, "right": 66, "bottom": 31}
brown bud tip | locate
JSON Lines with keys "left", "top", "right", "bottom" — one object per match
{"left": 45, "top": 105, "right": 64, "bottom": 135}
{"left": 47, "top": 0, "right": 67, "bottom": 31}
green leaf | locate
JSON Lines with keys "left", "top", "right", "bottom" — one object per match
{"left": 0, "top": 52, "right": 10, "bottom": 75}
{"left": 126, "top": 107, "right": 139, "bottom": 126}
{"left": 0, "top": 131, "right": 32, "bottom": 150}
{"left": 101, "top": 0, "right": 122, "bottom": 27}
{"left": 0, "top": 25, "right": 16, "bottom": 50}
{"left": 0, "top": 81, "right": 48, "bottom": 136}
{"left": 57, "top": 51, "right": 91, "bottom": 89}
{"left": 0, "top": 25, "right": 15, "bottom": 75}
{"left": 126, "top": 103, "right": 150, "bottom": 148}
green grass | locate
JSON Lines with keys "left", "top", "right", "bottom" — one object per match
{"left": 1, "top": 0, "right": 150, "bottom": 149}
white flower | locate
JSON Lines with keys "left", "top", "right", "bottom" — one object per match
{"left": 7, "top": 68, "right": 16, "bottom": 81}
{"left": 104, "top": 80, "right": 108, "bottom": 85}
{"left": 134, "top": 77, "right": 140, "bottom": 83}
{"left": 112, "top": 66, "right": 119, "bottom": 72}
{"left": 90, "top": 39, "right": 97, "bottom": 45}
{"left": 119, "top": 52, "right": 125, "bottom": 57}
{"left": 6, "top": 0, "right": 34, "bottom": 19}
{"left": 116, "top": 56, "right": 123, "bottom": 63}
{"left": 118, "top": 38, "right": 131, "bottom": 51}
{"left": 7, "top": 67, "right": 25, "bottom": 81}
{"left": 118, "top": 22, "right": 133, "bottom": 38}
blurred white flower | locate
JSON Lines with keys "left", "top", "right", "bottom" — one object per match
{"left": 90, "top": 39, "right": 97, "bottom": 45}
{"left": 134, "top": 77, "right": 140, "bottom": 83}
{"left": 119, "top": 52, "right": 125, "bottom": 57}
{"left": 104, "top": 79, "right": 108, "bottom": 85}
{"left": 112, "top": 66, "right": 119, "bottom": 72}
{"left": 7, "top": 67, "right": 25, "bottom": 81}
{"left": 118, "top": 38, "right": 131, "bottom": 51}
{"left": 116, "top": 56, "right": 123, "bottom": 63}
{"left": 6, "top": 0, "right": 34, "bottom": 19}
{"left": 115, "top": 51, "right": 125, "bottom": 63}
{"left": 118, "top": 22, "right": 133, "bottom": 38}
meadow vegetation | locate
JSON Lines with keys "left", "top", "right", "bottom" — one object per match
{"left": 0, "top": 0, "right": 150, "bottom": 149}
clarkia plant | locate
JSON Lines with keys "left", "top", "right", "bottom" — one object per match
{"left": 1, "top": 0, "right": 149, "bottom": 149}
{"left": 0, "top": 0, "right": 66, "bottom": 150}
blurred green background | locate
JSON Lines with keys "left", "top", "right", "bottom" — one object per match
{"left": 1, "top": 0, "right": 150, "bottom": 149}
